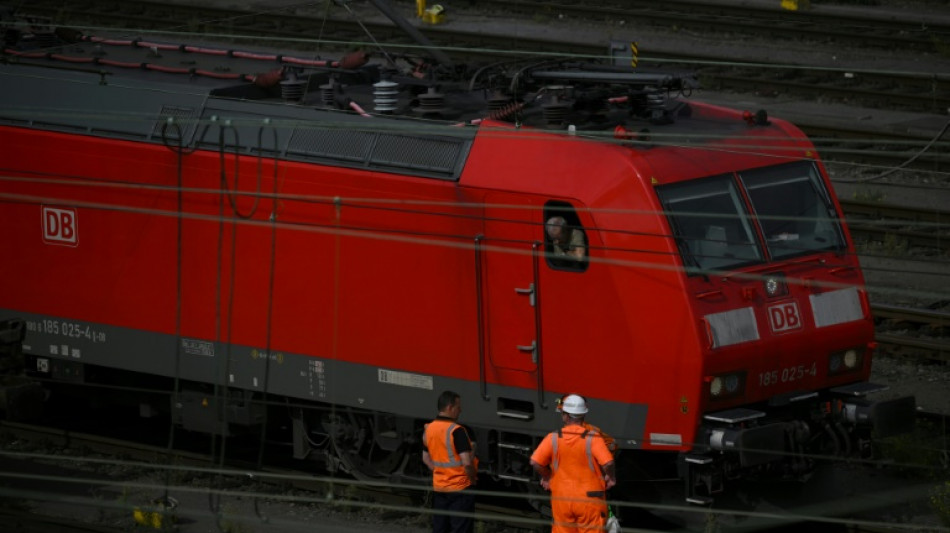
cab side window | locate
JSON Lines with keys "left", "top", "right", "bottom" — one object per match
{"left": 544, "top": 203, "right": 588, "bottom": 271}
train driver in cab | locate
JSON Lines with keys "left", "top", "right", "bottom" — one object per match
{"left": 545, "top": 216, "right": 586, "bottom": 259}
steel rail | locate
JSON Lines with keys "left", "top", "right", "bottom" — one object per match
{"left": 849, "top": 224, "right": 949, "bottom": 253}
{"left": 872, "top": 303, "right": 950, "bottom": 363}
{"left": 13, "top": 0, "right": 950, "bottom": 116}
{"left": 473, "top": 0, "right": 950, "bottom": 51}
{"left": 875, "top": 333, "right": 949, "bottom": 362}
{"left": 842, "top": 199, "right": 950, "bottom": 253}
{"left": 872, "top": 303, "right": 950, "bottom": 328}
{"left": 840, "top": 199, "right": 950, "bottom": 225}
{"left": 0, "top": 508, "right": 128, "bottom": 533}
{"left": 0, "top": 420, "right": 543, "bottom": 531}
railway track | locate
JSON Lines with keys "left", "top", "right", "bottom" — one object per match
{"left": 2, "top": 407, "right": 947, "bottom": 533}
{"left": 0, "top": 420, "right": 544, "bottom": 533}
{"left": 11, "top": 0, "right": 950, "bottom": 119}
{"left": 471, "top": 0, "right": 950, "bottom": 53}
{"left": 0, "top": 509, "right": 128, "bottom": 533}
{"left": 843, "top": 199, "right": 950, "bottom": 254}
{"left": 849, "top": 200, "right": 950, "bottom": 362}
{"left": 872, "top": 302, "right": 950, "bottom": 363}
{"left": 9, "top": 0, "right": 949, "bottom": 173}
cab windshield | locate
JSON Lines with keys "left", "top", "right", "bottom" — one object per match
{"left": 739, "top": 161, "right": 845, "bottom": 260}
{"left": 657, "top": 161, "right": 844, "bottom": 274}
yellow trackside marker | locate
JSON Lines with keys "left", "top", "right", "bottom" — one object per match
{"left": 423, "top": 4, "right": 445, "bottom": 24}
{"left": 630, "top": 42, "right": 639, "bottom": 68}
{"left": 781, "top": 0, "right": 810, "bottom": 11}
{"left": 133, "top": 498, "right": 177, "bottom": 529}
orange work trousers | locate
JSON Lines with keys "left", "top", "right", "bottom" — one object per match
{"left": 550, "top": 493, "right": 607, "bottom": 533}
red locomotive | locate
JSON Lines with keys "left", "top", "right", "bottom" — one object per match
{"left": 0, "top": 8, "right": 914, "bottom": 509}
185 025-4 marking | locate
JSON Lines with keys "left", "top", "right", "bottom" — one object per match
{"left": 27, "top": 319, "right": 107, "bottom": 343}
{"left": 758, "top": 363, "right": 818, "bottom": 387}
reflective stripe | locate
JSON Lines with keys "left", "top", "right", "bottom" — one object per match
{"left": 550, "top": 429, "right": 598, "bottom": 473}
{"left": 585, "top": 431, "right": 595, "bottom": 472}
{"left": 431, "top": 423, "right": 462, "bottom": 468}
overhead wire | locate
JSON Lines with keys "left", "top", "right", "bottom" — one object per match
{"left": 0, "top": 434, "right": 946, "bottom": 532}
{"left": 0, "top": 186, "right": 944, "bottom": 520}
{"left": 0, "top": 166, "right": 947, "bottom": 303}
{"left": 2, "top": 4, "right": 949, "bottom": 529}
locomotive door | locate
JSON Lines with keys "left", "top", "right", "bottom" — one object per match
{"left": 481, "top": 194, "right": 540, "bottom": 372}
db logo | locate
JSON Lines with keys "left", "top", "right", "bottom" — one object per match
{"left": 768, "top": 301, "right": 802, "bottom": 333}
{"left": 42, "top": 206, "right": 79, "bottom": 246}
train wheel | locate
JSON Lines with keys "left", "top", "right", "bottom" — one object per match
{"left": 325, "top": 409, "right": 410, "bottom": 481}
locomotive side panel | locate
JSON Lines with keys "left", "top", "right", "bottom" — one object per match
{"left": 462, "top": 129, "right": 708, "bottom": 448}
{"left": 1, "top": 129, "right": 186, "bottom": 378}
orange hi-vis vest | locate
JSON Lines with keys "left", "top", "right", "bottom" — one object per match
{"left": 547, "top": 426, "right": 611, "bottom": 498}
{"left": 425, "top": 419, "right": 477, "bottom": 492}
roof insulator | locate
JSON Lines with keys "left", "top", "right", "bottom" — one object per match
{"left": 320, "top": 78, "right": 338, "bottom": 107}
{"left": 542, "top": 94, "right": 571, "bottom": 127}
{"left": 413, "top": 86, "right": 448, "bottom": 116}
{"left": 373, "top": 79, "right": 400, "bottom": 114}
{"left": 487, "top": 91, "right": 511, "bottom": 112}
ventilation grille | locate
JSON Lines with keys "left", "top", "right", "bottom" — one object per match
{"left": 152, "top": 106, "right": 198, "bottom": 145}
{"left": 371, "top": 134, "right": 462, "bottom": 173}
{"left": 288, "top": 126, "right": 374, "bottom": 162}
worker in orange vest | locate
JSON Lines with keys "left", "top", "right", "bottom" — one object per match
{"left": 422, "top": 390, "right": 478, "bottom": 533}
{"left": 531, "top": 394, "right": 616, "bottom": 533}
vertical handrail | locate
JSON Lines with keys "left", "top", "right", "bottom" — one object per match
{"left": 474, "top": 235, "right": 489, "bottom": 400}
{"left": 532, "top": 242, "right": 546, "bottom": 408}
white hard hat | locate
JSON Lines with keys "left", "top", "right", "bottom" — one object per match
{"left": 560, "top": 394, "right": 588, "bottom": 415}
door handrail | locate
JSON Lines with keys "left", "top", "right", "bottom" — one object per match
{"left": 474, "top": 234, "right": 489, "bottom": 401}
{"left": 532, "top": 241, "right": 546, "bottom": 408}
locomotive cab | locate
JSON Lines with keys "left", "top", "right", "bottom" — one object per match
{"left": 655, "top": 156, "right": 917, "bottom": 504}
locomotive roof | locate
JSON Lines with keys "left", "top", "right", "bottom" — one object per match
{"left": 1, "top": 23, "right": 787, "bottom": 183}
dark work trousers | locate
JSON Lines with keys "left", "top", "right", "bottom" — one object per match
{"left": 432, "top": 489, "right": 475, "bottom": 533}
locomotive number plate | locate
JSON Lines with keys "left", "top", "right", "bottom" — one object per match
{"left": 757, "top": 363, "right": 818, "bottom": 387}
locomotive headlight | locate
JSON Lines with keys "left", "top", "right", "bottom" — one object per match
{"left": 707, "top": 372, "right": 745, "bottom": 400}
{"left": 829, "top": 348, "right": 863, "bottom": 376}
{"left": 843, "top": 349, "right": 858, "bottom": 369}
